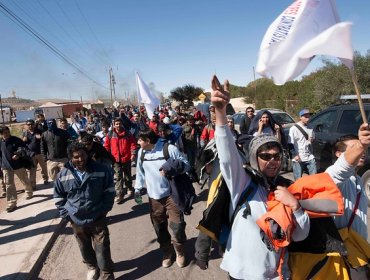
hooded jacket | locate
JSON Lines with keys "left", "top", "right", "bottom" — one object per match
{"left": 41, "top": 128, "right": 70, "bottom": 160}
{"left": 215, "top": 126, "right": 310, "bottom": 280}
{"left": 248, "top": 110, "right": 287, "bottom": 148}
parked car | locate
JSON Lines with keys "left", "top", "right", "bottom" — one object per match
{"left": 308, "top": 103, "right": 370, "bottom": 205}
{"left": 232, "top": 108, "right": 295, "bottom": 134}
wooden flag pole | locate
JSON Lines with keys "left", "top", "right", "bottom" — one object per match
{"left": 350, "top": 68, "right": 367, "bottom": 124}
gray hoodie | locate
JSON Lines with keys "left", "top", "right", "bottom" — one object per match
{"left": 215, "top": 124, "right": 310, "bottom": 280}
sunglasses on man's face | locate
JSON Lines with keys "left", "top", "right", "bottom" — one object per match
{"left": 258, "top": 152, "right": 282, "bottom": 161}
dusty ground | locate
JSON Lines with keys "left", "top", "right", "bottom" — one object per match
{"left": 0, "top": 166, "right": 44, "bottom": 212}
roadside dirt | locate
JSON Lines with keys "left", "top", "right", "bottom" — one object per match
{"left": 0, "top": 164, "right": 44, "bottom": 212}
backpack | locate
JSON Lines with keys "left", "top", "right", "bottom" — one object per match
{"left": 197, "top": 165, "right": 293, "bottom": 245}
{"left": 140, "top": 142, "right": 196, "bottom": 215}
{"left": 196, "top": 166, "right": 261, "bottom": 245}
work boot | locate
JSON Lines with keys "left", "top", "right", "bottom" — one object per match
{"left": 114, "top": 194, "right": 124, "bottom": 204}
{"left": 174, "top": 244, "right": 186, "bottom": 268}
{"left": 6, "top": 204, "right": 17, "bottom": 213}
{"left": 162, "top": 245, "right": 174, "bottom": 268}
{"left": 127, "top": 187, "right": 134, "bottom": 197}
{"left": 86, "top": 267, "right": 100, "bottom": 280}
{"left": 195, "top": 259, "right": 208, "bottom": 270}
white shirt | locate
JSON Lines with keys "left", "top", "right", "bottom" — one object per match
{"left": 288, "top": 122, "right": 315, "bottom": 162}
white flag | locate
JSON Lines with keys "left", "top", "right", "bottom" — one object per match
{"left": 256, "top": 0, "right": 353, "bottom": 85}
{"left": 135, "top": 72, "right": 160, "bottom": 119}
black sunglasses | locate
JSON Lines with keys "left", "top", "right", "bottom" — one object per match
{"left": 258, "top": 152, "right": 282, "bottom": 161}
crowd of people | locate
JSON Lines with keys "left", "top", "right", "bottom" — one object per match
{"left": 1, "top": 81, "right": 370, "bottom": 279}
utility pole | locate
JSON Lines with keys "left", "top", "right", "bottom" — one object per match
{"left": 253, "top": 66, "right": 257, "bottom": 94}
{"left": 109, "top": 67, "right": 117, "bottom": 106}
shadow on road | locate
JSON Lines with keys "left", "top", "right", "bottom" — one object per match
{"left": 0, "top": 272, "right": 32, "bottom": 280}
{"left": 107, "top": 202, "right": 150, "bottom": 226}
{"left": 114, "top": 247, "right": 162, "bottom": 280}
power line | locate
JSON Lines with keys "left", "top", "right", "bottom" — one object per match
{"left": 73, "top": 0, "right": 114, "bottom": 67}
{"left": 54, "top": 0, "right": 110, "bottom": 68}
{"left": 0, "top": 1, "right": 109, "bottom": 90}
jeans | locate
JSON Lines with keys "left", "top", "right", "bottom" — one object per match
{"left": 292, "top": 158, "right": 317, "bottom": 181}
{"left": 71, "top": 217, "right": 114, "bottom": 279}
{"left": 149, "top": 196, "right": 187, "bottom": 250}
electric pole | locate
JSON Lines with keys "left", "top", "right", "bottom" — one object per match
{"left": 109, "top": 67, "right": 117, "bottom": 105}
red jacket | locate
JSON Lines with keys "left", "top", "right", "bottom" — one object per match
{"left": 104, "top": 129, "right": 136, "bottom": 163}
{"left": 148, "top": 121, "right": 159, "bottom": 135}
{"left": 200, "top": 124, "right": 215, "bottom": 142}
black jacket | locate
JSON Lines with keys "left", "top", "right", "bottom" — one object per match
{"left": 0, "top": 136, "right": 31, "bottom": 170}
{"left": 87, "top": 142, "right": 115, "bottom": 166}
{"left": 41, "top": 129, "right": 70, "bottom": 160}
{"left": 161, "top": 157, "right": 196, "bottom": 215}
{"left": 22, "top": 129, "right": 43, "bottom": 154}
{"left": 240, "top": 114, "right": 253, "bottom": 135}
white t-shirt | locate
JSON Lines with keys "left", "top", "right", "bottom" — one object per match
{"left": 288, "top": 122, "right": 315, "bottom": 162}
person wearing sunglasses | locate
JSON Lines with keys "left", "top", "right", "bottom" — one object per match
{"left": 211, "top": 76, "right": 309, "bottom": 280}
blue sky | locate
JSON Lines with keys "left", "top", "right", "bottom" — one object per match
{"left": 0, "top": 0, "right": 369, "bottom": 101}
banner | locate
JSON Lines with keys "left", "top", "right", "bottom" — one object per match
{"left": 256, "top": 0, "right": 353, "bottom": 85}
{"left": 135, "top": 72, "right": 160, "bottom": 119}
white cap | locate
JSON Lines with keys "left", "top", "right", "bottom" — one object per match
{"left": 163, "top": 117, "right": 171, "bottom": 124}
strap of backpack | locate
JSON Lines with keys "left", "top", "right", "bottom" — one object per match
{"left": 229, "top": 179, "right": 258, "bottom": 226}
{"left": 294, "top": 124, "right": 309, "bottom": 140}
{"left": 163, "top": 142, "right": 170, "bottom": 160}
{"left": 140, "top": 141, "right": 170, "bottom": 163}
{"left": 348, "top": 191, "right": 361, "bottom": 228}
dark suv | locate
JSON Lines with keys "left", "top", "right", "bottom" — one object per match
{"left": 308, "top": 103, "right": 370, "bottom": 205}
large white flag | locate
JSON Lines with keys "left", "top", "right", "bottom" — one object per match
{"left": 136, "top": 72, "right": 160, "bottom": 119}
{"left": 256, "top": 0, "right": 353, "bottom": 85}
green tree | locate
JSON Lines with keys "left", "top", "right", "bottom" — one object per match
{"left": 170, "top": 84, "right": 203, "bottom": 108}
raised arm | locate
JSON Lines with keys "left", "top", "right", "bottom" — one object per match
{"left": 211, "top": 75, "right": 250, "bottom": 209}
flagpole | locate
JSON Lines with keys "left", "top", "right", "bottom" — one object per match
{"left": 0, "top": 94, "right": 4, "bottom": 127}
{"left": 349, "top": 68, "right": 367, "bottom": 123}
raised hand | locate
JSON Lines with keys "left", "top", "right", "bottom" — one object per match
{"left": 211, "top": 75, "right": 230, "bottom": 110}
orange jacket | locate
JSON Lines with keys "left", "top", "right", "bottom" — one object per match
{"left": 256, "top": 172, "right": 344, "bottom": 251}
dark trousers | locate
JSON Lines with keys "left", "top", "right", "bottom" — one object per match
{"left": 195, "top": 231, "right": 212, "bottom": 261}
{"left": 113, "top": 161, "right": 132, "bottom": 196}
{"left": 149, "top": 196, "right": 187, "bottom": 250}
{"left": 71, "top": 217, "right": 114, "bottom": 279}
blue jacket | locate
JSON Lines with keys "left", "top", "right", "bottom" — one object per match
{"left": 54, "top": 160, "right": 115, "bottom": 226}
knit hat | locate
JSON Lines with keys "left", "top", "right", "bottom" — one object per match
{"left": 249, "top": 134, "right": 283, "bottom": 173}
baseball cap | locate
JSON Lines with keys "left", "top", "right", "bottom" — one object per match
{"left": 299, "top": 109, "right": 311, "bottom": 117}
